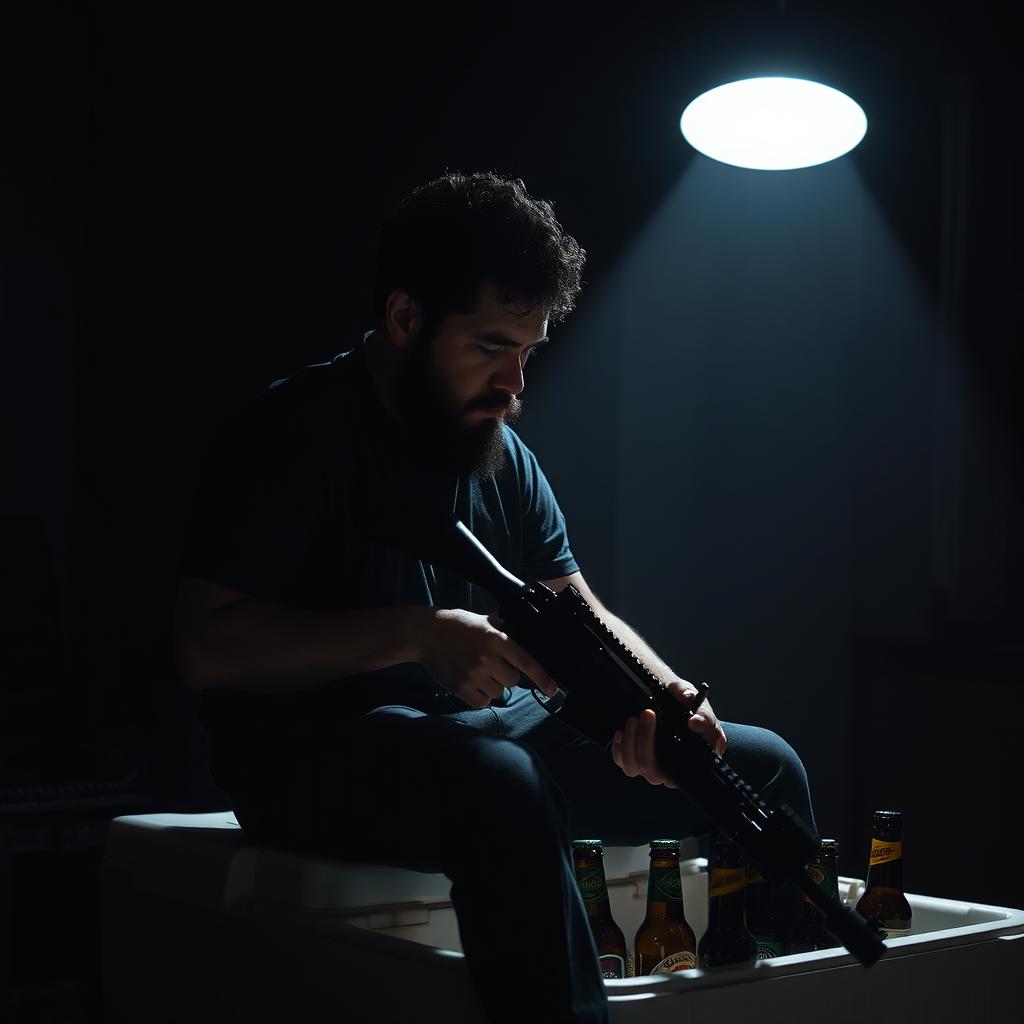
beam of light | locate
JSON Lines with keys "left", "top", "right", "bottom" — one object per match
{"left": 680, "top": 77, "right": 868, "bottom": 171}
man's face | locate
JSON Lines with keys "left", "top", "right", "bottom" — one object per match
{"left": 393, "top": 283, "right": 549, "bottom": 478}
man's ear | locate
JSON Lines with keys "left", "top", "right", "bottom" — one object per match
{"left": 383, "top": 289, "right": 423, "bottom": 349}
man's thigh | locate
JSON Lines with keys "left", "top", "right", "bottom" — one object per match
{"left": 232, "top": 703, "right": 563, "bottom": 872}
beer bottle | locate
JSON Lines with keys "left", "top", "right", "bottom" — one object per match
{"left": 633, "top": 839, "right": 698, "bottom": 975}
{"left": 789, "top": 838, "right": 842, "bottom": 953}
{"left": 698, "top": 832, "right": 758, "bottom": 969}
{"left": 855, "top": 810, "right": 912, "bottom": 938}
{"left": 745, "top": 865, "right": 786, "bottom": 959}
{"left": 570, "top": 840, "right": 628, "bottom": 979}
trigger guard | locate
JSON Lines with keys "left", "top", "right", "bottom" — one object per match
{"left": 531, "top": 687, "right": 566, "bottom": 715}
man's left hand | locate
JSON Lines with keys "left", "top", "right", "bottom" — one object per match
{"left": 611, "top": 680, "right": 727, "bottom": 789}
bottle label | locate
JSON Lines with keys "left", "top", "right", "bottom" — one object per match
{"left": 599, "top": 954, "right": 626, "bottom": 979}
{"left": 870, "top": 839, "right": 902, "bottom": 866}
{"left": 654, "top": 866, "right": 683, "bottom": 901}
{"left": 755, "top": 938, "right": 785, "bottom": 959}
{"left": 576, "top": 869, "right": 607, "bottom": 903}
{"left": 802, "top": 863, "right": 838, "bottom": 904}
{"left": 709, "top": 866, "right": 746, "bottom": 898}
{"left": 652, "top": 950, "right": 696, "bottom": 973}
{"left": 882, "top": 927, "right": 912, "bottom": 938}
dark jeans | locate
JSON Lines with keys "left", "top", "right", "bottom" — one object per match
{"left": 227, "top": 686, "right": 818, "bottom": 1024}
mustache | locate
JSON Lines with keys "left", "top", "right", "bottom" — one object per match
{"left": 465, "top": 394, "right": 522, "bottom": 413}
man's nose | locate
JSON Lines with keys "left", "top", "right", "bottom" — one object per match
{"left": 491, "top": 352, "right": 526, "bottom": 396}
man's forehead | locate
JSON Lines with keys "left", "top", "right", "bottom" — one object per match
{"left": 456, "top": 294, "right": 548, "bottom": 346}
{"left": 477, "top": 282, "right": 546, "bottom": 323}
{"left": 473, "top": 327, "right": 550, "bottom": 351}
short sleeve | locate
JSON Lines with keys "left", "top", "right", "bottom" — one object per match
{"left": 178, "top": 389, "right": 333, "bottom": 605}
{"left": 513, "top": 434, "right": 579, "bottom": 581}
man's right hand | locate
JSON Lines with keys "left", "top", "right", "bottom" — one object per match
{"left": 417, "top": 608, "right": 559, "bottom": 709}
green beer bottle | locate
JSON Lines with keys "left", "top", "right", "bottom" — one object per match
{"left": 789, "top": 838, "right": 842, "bottom": 953}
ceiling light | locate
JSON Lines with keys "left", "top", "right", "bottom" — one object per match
{"left": 680, "top": 76, "right": 868, "bottom": 171}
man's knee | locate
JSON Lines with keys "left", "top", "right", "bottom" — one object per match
{"left": 455, "top": 734, "right": 569, "bottom": 827}
{"left": 722, "top": 722, "right": 815, "bottom": 830}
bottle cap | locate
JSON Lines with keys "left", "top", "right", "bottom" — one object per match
{"left": 650, "top": 839, "right": 680, "bottom": 851}
{"left": 870, "top": 810, "right": 904, "bottom": 839}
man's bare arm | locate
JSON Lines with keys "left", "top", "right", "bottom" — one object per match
{"left": 540, "top": 571, "right": 727, "bottom": 778}
{"left": 173, "top": 577, "right": 558, "bottom": 701}
{"left": 173, "top": 577, "right": 428, "bottom": 692}
{"left": 539, "top": 572, "right": 677, "bottom": 682}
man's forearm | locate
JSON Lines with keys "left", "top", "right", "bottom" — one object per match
{"left": 599, "top": 610, "right": 682, "bottom": 686}
{"left": 177, "top": 599, "right": 431, "bottom": 693}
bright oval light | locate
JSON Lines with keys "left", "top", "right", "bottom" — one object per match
{"left": 680, "top": 76, "right": 867, "bottom": 171}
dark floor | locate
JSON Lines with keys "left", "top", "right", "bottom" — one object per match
{"left": 4, "top": 815, "right": 109, "bottom": 1024}
{"left": 1, "top": 714, "right": 228, "bottom": 1024}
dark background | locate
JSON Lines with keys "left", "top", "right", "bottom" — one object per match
{"left": 2, "top": 1, "right": 1021, "bottom": 1020}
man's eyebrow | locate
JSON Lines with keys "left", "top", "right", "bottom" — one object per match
{"left": 475, "top": 331, "right": 550, "bottom": 348}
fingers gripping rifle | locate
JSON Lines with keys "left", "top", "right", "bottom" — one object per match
{"left": 422, "top": 516, "right": 887, "bottom": 968}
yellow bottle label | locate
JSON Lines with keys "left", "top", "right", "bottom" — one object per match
{"left": 709, "top": 866, "right": 746, "bottom": 898}
{"left": 869, "top": 839, "right": 902, "bottom": 866}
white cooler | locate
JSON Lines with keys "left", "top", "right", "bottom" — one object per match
{"left": 100, "top": 811, "right": 1024, "bottom": 1023}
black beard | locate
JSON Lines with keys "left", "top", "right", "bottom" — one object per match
{"left": 393, "top": 335, "right": 522, "bottom": 480}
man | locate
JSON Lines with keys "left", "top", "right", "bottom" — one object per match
{"left": 174, "top": 171, "right": 817, "bottom": 1023}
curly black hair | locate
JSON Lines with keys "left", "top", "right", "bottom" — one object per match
{"left": 372, "top": 171, "right": 586, "bottom": 337}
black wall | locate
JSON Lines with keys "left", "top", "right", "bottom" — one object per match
{"left": 2, "top": 2, "right": 1021, "bottom": 1021}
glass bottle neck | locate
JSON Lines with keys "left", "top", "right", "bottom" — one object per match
{"left": 865, "top": 835, "right": 904, "bottom": 890}
{"left": 707, "top": 860, "right": 748, "bottom": 930}
{"left": 804, "top": 855, "right": 840, "bottom": 905}
{"left": 646, "top": 859, "right": 685, "bottom": 918}
{"left": 574, "top": 857, "right": 614, "bottom": 918}
{"left": 866, "top": 858, "right": 904, "bottom": 889}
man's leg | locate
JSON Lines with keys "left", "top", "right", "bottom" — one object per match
{"left": 540, "top": 721, "right": 817, "bottom": 845}
{"left": 496, "top": 688, "right": 818, "bottom": 845}
{"left": 229, "top": 704, "right": 610, "bottom": 1024}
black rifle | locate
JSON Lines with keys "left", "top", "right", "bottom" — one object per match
{"left": 416, "top": 515, "right": 887, "bottom": 968}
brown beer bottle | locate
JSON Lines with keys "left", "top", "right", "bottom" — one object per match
{"left": 855, "top": 810, "right": 912, "bottom": 938}
{"left": 789, "top": 838, "right": 842, "bottom": 953}
{"left": 633, "top": 840, "right": 698, "bottom": 975}
{"left": 697, "top": 832, "right": 758, "bottom": 968}
{"left": 570, "top": 840, "right": 628, "bottom": 979}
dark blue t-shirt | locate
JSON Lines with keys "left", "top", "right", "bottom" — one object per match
{"left": 179, "top": 335, "right": 578, "bottom": 782}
